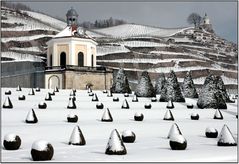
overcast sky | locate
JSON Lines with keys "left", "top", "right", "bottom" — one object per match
{"left": 20, "top": 1, "right": 237, "bottom": 43}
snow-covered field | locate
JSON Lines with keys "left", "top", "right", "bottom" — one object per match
{"left": 1, "top": 88, "right": 237, "bottom": 162}
{"left": 93, "top": 24, "right": 190, "bottom": 38}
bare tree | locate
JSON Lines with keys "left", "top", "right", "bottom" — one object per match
{"left": 187, "top": 13, "right": 202, "bottom": 28}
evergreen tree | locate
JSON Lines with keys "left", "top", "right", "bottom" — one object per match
{"left": 155, "top": 73, "right": 166, "bottom": 94}
{"left": 182, "top": 71, "right": 198, "bottom": 98}
{"left": 110, "top": 68, "right": 131, "bottom": 93}
{"left": 135, "top": 71, "right": 156, "bottom": 97}
{"left": 197, "top": 74, "right": 227, "bottom": 109}
{"left": 215, "top": 76, "right": 232, "bottom": 102}
{"left": 160, "top": 70, "right": 185, "bottom": 102}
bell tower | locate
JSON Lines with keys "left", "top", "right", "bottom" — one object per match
{"left": 66, "top": 7, "right": 78, "bottom": 26}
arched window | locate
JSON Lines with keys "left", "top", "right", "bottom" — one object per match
{"left": 50, "top": 54, "right": 52, "bottom": 67}
{"left": 60, "top": 52, "right": 66, "bottom": 68}
{"left": 91, "top": 54, "right": 94, "bottom": 67}
{"left": 78, "top": 52, "right": 84, "bottom": 67}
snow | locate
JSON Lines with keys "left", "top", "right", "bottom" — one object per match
{"left": 134, "top": 112, "right": 142, "bottom": 117}
{"left": 122, "top": 130, "right": 134, "bottom": 137}
{"left": 1, "top": 14, "right": 57, "bottom": 32}
{"left": 206, "top": 127, "right": 217, "bottom": 133}
{"left": 191, "top": 113, "right": 198, "bottom": 117}
{"left": 218, "top": 125, "right": 236, "bottom": 144}
{"left": 93, "top": 24, "right": 190, "bottom": 38}
{"left": 31, "top": 140, "right": 49, "bottom": 151}
{"left": 164, "top": 110, "right": 172, "bottom": 119}
{"left": 67, "top": 113, "right": 76, "bottom": 118}
{"left": 119, "top": 41, "right": 168, "bottom": 48}
{"left": 99, "top": 58, "right": 204, "bottom": 64}
{"left": 167, "top": 123, "right": 181, "bottom": 139}
{"left": 1, "top": 35, "right": 53, "bottom": 43}
{"left": 22, "top": 10, "right": 66, "bottom": 30}
{"left": 4, "top": 133, "right": 17, "bottom": 142}
{"left": 3, "top": 97, "right": 11, "bottom": 107}
{"left": 97, "top": 45, "right": 130, "bottom": 56}
{"left": 1, "top": 88, "right": 237, "bottom": 162}
{"left": 54, "top": 26, "right": 72, "bottom": 38}
{"left": 170, "top": 134, "right": 185, "bottom": 144}
{"left": 9, "top": 47, "right": 43, "bottom": 53}
{"left": 69, "top": 126, "right": 81, "bottom": 144}
{"left": 214, "top": 109, "right": 222, "bottom": 118}
{"left": 26, "top": 109, "right": 34, "bottom": 121}
{"left": 106, "top": 129, "right": 124, "bottom": 151}
{"left": 1, "top": 51, "right": 43, "bottom": 62}
{"left": 101, "top": 109, "right": 111, "bottom": 120}
{"left": 39, "top": 101, "right": 45, "bottom": 106}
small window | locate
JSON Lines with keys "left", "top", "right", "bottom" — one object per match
{"left": 50, "top": 54, "right": 52, "bottom": 66}
{"left": 91, "top": 54, "right": 94, "bottom": 67}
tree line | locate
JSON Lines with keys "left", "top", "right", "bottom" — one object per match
{"left": 79, "top": 17, "right": 127, "bottom": 29}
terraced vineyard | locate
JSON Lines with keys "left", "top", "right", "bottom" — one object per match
{"left": 1, "top": 6, "right": 237, "bottom": 89}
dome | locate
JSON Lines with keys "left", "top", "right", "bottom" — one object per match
{"left": 66, "top": 7, "right": 78, "bottom": 17}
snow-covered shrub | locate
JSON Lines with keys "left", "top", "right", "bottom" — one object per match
{"left": 155, "top": 73, "right": 166, "bottom": 94}
{"left": 18, "top": 95, "right": 26, "bottom": 101}
{"left": 3, "top": 133, "right": 21, "bottom": 150}
{"left": 169, "top": 134, "right": 187, "bottom": 150}
{"left": 217, "top": 125, "right": 237, "bottom": 146}
{"left": 67, "top": 113, "right": 78, "bottom": 123}
{"left": 105, "top": 129, "right": 127, "bottom": 155}
{"left": 111, "top": 68, "right": 131, "bottom": 94}
{"left": 25, "top": 109, "right": 38, "bottom": 123}
{"left": 122, "top": 130, "right": 136, "bottom": 143}
{"left": 69, "top": 126, "right": 86, "bottom": 145}
{"left": 159, "top": 70, "right": 185, "bottom": 102}
{"left": 163, "top": 109, "right": 174, "bottom": 121}
{"left": 205, "top": 127, "right": 218, "bottom": 138}
{"left": 182, "top": 71, "right": 198, "bottom": 98}
{"left": 101, "top": 108, "right": 113, "bottom": 122}
{"left": 96, "top": 102, "right": 104, "bottom": 109}
{"left": 31, "top": 140, "right": 54, "bottom": 161}
{"left": 2, "top": 97, "right": 13, "bottom": 109}
{"left": 38, "top": 101, "right": 47, "bottom": 109}
{"left": 190, "top": 113, "right": 199, "bottom": 120}
{"left": 135, "top": 71, "right": 156, "bottom": 97}
{"left": 134, "top": 112, "right": 144, "bottom": 121}
{"left": 197, "top": 74, "right": 227, "bottom": 109}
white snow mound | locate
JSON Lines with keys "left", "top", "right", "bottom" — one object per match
{"left": 31, "top": 140, "right": 49, "bottom": 151}
{"left": 4, "top": 133, "right": 17, "bottom": 142}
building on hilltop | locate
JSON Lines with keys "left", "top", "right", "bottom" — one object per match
{"left": 45, "top": 7, "right": 113, "bottom": 90}
{"left": 200, "top": 13, "right": 214, "bottom": 33}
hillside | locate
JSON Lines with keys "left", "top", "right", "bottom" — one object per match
{"left": 92, "top": 24, "right": 238, "bottom": 87}
{"left": 1, "top": 7, "right": 238, "bottom": 88}
{"left": 1, "top": 6, "right": 66, "bottom": 62}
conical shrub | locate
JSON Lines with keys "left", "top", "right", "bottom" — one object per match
{"left": 110, "top": 68, "right": 131, "bottom": 94}
{"left": 159, "top": 70, "right": 185, "bottom": 102}
{"left": 101, "top": 108, "right": 113, "bottom": 122}
{"left": 105, "top": 129, "right": 127, "bottom": 155}
{"left": 69, "top": 125, "right": 86, "bottom": 145}
{"left": 182, "top": 71, "right": 198, "bottom": 98}
{"left": 2, "top": 97, "right": 13, "bottom": 109}
{"left": 135, "top": 71, "right": 156, "bottom": 97}
{"left": 217, "top": 124, "right": 237, "bottom": 146}
{"left": 155, "top": 73, "right": 166, "bottom": 94}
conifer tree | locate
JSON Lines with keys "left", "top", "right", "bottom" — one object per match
{"left": 110, "top": 68, "right": 131, "bottom": 93}
{"left": 155, "top": 73, "right": 166, "bottom": 94}
{"left": 182, "top": 71, "right": 198, "bottom": 98}
{"left": 160, "top": 70, "right": 185, "bottom": 102}
{"left": 135, "top": 71, "right": 156, "bottom": 97}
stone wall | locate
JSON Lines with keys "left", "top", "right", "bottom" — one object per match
{"left": 45, "top": 68, "right": 113, "bottom": 90}
{"left": 1, "top": 61, "right": 45, "bottom": 88}
{"left": 65, "top": 70, "right": 113, "bottom": 90}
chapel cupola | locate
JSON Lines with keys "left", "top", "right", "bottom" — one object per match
{"left": 203, "top": 13, "right": 210, "bottom": 25}
{"left": 66, "top": 7, "right": 78, "bottom": 26}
